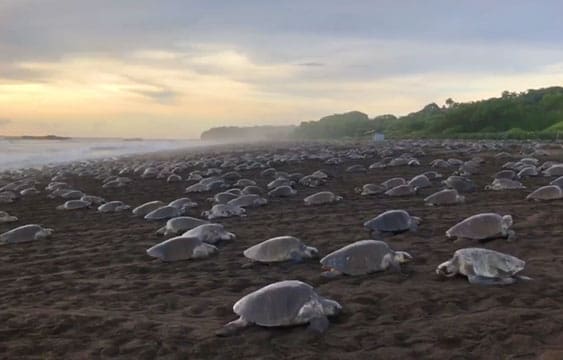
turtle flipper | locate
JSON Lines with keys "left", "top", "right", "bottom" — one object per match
{"left": 307, "top": 316, "right": 329, "bottom": 333}
{"left": 467, "top": 275, "right": 516, "bottom": 286}
{"left": 215, "top": 317, "right": 249, "bottom": 337}
{"left": 289, "top": 250, "right": 303, "bottom": 264}
{"left": 320, "top": 269, "right": 342, "bottom": 278}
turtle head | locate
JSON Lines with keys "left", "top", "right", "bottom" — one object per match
{"left": 36, "top": 227, "right": 54, "bottom": 239}
{"left": 501, "top": 215, "right": 513, "bottom": 232}
{"left": 394, "top": 251, "right": 413, "bottom": 264}
{"left": 321, "top": 298, "right": 342, "bottom": 317}
{"left": 222, "top": 231, "right": 236, "bottom": 241}
{"left": 436, "top": 257, "right": 459, "bottom": 278}
{"left": 456, "top": 194, "right": 466, "bottom": 203}
{"left": 335, "top": 195, "right": 343, "bottom": 202}
{"left": 304, "top": 246, "right": 319, "bottom": 259}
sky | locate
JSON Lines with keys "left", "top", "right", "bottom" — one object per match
{"left": 1, "top": 0, "right": 562, "bottom": 139}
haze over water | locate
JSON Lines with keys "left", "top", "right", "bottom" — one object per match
{"left": 0, "top": 138, "right": 200, "bottom": 170}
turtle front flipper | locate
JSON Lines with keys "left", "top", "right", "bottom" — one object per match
{"left": 467, "top": 275, "right": 516, "bottom": 286}
{"left": 215, "top": 317, "right": 249, "bottom": 337}
{"left": 307, "top": 316, "right": 329, "bottom": 333}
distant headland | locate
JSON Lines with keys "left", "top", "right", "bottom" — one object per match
{"left": 0, "top": 135, "right": 71, "bottom": 141}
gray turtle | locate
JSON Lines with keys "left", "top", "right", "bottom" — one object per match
{"left": 0, "top": 211, "right": 18, "bottom": 224}
{"left": 244, "top": 236, "right": 318, "bottom": 263}
{"left": 98, "top": 201, "right": 130, "bottom": 213}
{"left": 424, "top": 189, "right": 465, "bottom": 206}
{"left": 242, "top": 185, "right": 265, "bottom": 195}
{"left": 156, "top": 216, "right": 209, "bottom": 236}
{"left": 443, "top": 176, "right": 476, "bottom": 193}
{"left": 132, "top": 201, "right": 165, "bottom": 217}
{"left": 182, "top": 223, "right": 235, "bottom": 244}
{"left": 382, "top": 177, "right": 406, "bottom": 189}
{"left": 320, "top": 240, "right": 412, "bottom": 277}
{"left": 168, "top": 197, "right": 198, "bottom": 211}
{"left": 146, "top": 236, "right": 217, "bottom": 262}
{"left": 202, "top": 204, "right": 246, "bottom": 220}
{"left": 544, "top": 164, "right": 563, "bottom": 177}
{"left": 364, "top": 210, "right": 421, "bottom": 237}
{"left": 228, "top": 194, "right": 268, "bottom": 208}
{"left": 144, "top": 205, "right": 183, "bottom": 221}
{"left": 268, "top": 185, "right": 297, "bottom": 198}
{"left": 217, "top": 280, "right": 341, "bottom": 336}
{"left": 408, "top": 174, "right": 431, "bottom": 189}
{"left": 550, "top": 176, "right": 563, "bottom": 188}
{"left": 436, "top": 248, "right": 531, "bottom": 285}
{"left": 526, "top": 185, "right": 563, "bottom": 201}
{"left": 385, "top": 184, "right": 417, "bottom": 197}
{"left": 56, "top": 199, "right": 91, "bottom": 210}
{"left": 81, "top": 195, "right": 106, "bottom": 205}
{"left": 304, "top": 191, "right": 343, "bottom": 206}
{"left": 1, "top": 224, "right": 53, "bottom": 244}
{"left": 211, "top": 192, "right": 239, "bottom": 204}
{"left": 446, "top": 213, "right": 515, "bottom": 241}
{"left": 355, "top": 184, "right": 385, "bottom": 196}
{"left": 485, "top": 178, "right": 525, "bottom": 191}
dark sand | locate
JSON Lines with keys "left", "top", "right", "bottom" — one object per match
{"left": 1, "top": 143, "right": 563, "bottom": 359}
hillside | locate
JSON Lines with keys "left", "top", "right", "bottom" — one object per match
{"left": 199, "top": 87, "right": 563, "bottom": 141}
{"left": 294, "top": 86, "right": 563, "bottom": 139}
{"left": 200, "top": 125, "right": 295, "bottom": 141}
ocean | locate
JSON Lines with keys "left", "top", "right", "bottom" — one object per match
{"left": 0, "top": 138, "right": 201, "bottom": 171}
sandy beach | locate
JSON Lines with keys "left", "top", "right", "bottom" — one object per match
{"left": 1, "top": 141, "right": 563, "bottom": 359}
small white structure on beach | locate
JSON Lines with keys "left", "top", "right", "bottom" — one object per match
{"left": 373, "top": 132, "right": 385, "bottom": 142}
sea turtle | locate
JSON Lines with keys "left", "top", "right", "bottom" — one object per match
{"left": 56, "top": 199, "right": 91, "bottom": 210}
{"left": 304, "top": 191, "right": 343, "bottom": 206}
{"left": 144, "top": 205, "right": 183, "bottom": 221}
{"left": 381, "top": 177, "right": 406, "bottom": 189}
{"left": 156, "top": 216, "right": 209, "bottom": 236}
{"left": 182, "top": 223, "right": 236, "bottom": 244}
{"left": 242, "top": 185, "right": 265, "bottom": 196}
{"left": 146, "top": 236, "right": 217, "bottom": 261}
{"left": 544, "top": 164, "right": 563, "bottom": 177}
{"left": 550, "top": 176, "right": 563, "bottom": 188}
{"left": 168, "top": 197, "right": 198, "bottom": 211}
{"left": 243, "top": 236, "right": 318, "bottom": 263}
{"left": 485, "top": 178, "right": 526, "bottom": 191}
{"left": 443, "top": 176, "right": 476, "bottom": 193}
{"left": 424, "top": 189, "right": 465, "bottom": 206}
{"left": 132, "top": 201, "right": 165, "bottom": 217}
{"left": 355, "top": 184, "right": 385, "bottom": 196}
{"left": 446, "top": 213, "right": 515, "bottom": 241}
{"left": 526, "top": 185, "right": 563, "bottom": 201}
{"left": 268, "top": 185, "right": 297, "bottom": 198}
{"left": 436, "top": 248, "right": 531, "bottom": 285}
{"left": 202, "top": 204, "right": 246, "bottom": 220}
{"left": 1, "top": 224, "right": 53, "bottom": 244}
{"left": 210, "top": 192, "right": 239, "bottom": 204}
{"left": 97, "top": 201, "right": 130, "bottom": 213}
{"left": 408, "top": 174, "right": 431, "bottom": 189}
{"left": 385, "top": 184, "right": 417, "bottom": 197}
{"left": 217, "top": 280, "right": 341, "bottom": 336}
{"left": 363, "top": 210, "right": 421, "bottom": 237}
{"left": 0, "top": 211, "right": 18, "bottom": 224}
{"left": 320, "top": 240, "right": 412, "bottom": 277}
{"left": 228, "top": 194, "right": 268, "bottom": 208}
{"left": 81, "top": 195, "right": 106, "bottom": 205}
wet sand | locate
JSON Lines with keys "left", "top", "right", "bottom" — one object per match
{"left": 1, "top": 143, "right": 563, "bottom": 359}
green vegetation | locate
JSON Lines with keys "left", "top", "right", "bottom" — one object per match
{"left": 200, "top": 87, "right": 563, "bottom": 141}
{"left": 294, "top": 86, "right": 563, "bottom": 140}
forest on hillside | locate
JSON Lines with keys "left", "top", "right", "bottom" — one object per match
{"left": 200, "top": 87, "right": 563, "bottom": 140}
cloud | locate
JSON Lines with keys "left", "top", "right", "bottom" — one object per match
{"left": 0, "top": 118, "right": 12, "bottom": 127}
